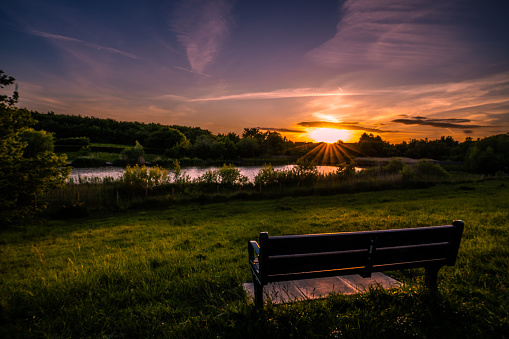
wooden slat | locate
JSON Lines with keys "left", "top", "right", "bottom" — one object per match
{"left": 265, "top": 249, "right": 367, "bottom": 276}
{"left": 373, "top": 242, "right": 450, "bottom": 265}
{"left": 266, "top": 225, "right": 459, "bottom": 256}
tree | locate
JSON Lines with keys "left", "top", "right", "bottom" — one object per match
{"left": 358, "top": 133, "right": 394, "bottom": 157}
{"left": 20, "top": 128, "right": 55, "bottom": 158}
{"left": 237, "top": 137, "right": 261, "bottom": 157}
{"left": 263, "top": 131, "right": 285, "bottom": 155}
{"left": 145, "top": 127, "right": 187, "bottom": 151}
{"left": 0, "top": 70, "right": 19, "bottom": 105}
{"left": 121, "top": 140, "right": 145, "bottom": 165}
{"left": 0, "top": 71, "right": 70, "bottom": 225}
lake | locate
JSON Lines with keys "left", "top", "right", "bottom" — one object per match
{"left": 70, "top": 165, "right": 357, "bottom": 183}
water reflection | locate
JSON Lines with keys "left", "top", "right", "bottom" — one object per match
{"left": 70, "top": 165, "right": 353, "bottom": 183}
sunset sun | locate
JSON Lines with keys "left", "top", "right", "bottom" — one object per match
{"left": 309, "top": 128, "right": 351, "bottom": 143}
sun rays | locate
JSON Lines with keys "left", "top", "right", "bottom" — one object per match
{"left": 294, "top": 141, "right": 358, "bottom": 165}
{"left": 308, "top": 128, "right": 352, "bottom": 144}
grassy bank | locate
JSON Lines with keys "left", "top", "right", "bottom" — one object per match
{"left": 1, "top": 179, "right": 508, "bottom": 337}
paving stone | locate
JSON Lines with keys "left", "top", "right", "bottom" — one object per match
{"left": 244, "top": 273, "right": 401, "bottom": 305}
{"left": 292, "top": 276, "right": 358, "bottom": 299}
{"left": 339, "top": 273, "right": 402, "bottom": 292}
{"left": 243, "top": 281, "right": 306, "bottom": 304}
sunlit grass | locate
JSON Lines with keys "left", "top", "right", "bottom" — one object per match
{"left": 1, "top": 179, "right": 508, "bottom": 337}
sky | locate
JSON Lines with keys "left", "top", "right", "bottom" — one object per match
{"left": 1, "top": 0, "right": 509, "bottom": 143}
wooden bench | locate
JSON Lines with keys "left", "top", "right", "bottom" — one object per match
{"left": 248, "top": 220, "right": 464, "bottom": 307}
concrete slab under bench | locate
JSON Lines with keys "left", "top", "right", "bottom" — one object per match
{"left": 243, "top": 273, "right": 401, "bottom": 304}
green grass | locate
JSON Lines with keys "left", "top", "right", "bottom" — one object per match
{"left": 1, "top": 180, "right": 508, "bottom": 337}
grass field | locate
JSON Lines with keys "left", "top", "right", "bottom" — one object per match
{"left": 1, "top": 179, "right": 508, "bottom": 338}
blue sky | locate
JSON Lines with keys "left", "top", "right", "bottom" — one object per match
{"left": 2, "top": 0, "right": 509, "bottom": 142}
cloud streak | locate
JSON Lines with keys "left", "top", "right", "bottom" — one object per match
{"left": 298, "top": 121, "right": 390, "bottom": 134}
{"left": 392, "top": 117, "right": 488, "bottom": 129}
{"left": 172, "top": 0, "right": 234, "bottom": 74}
{"left": 29, "top": 30, "right": 140, "bottom": 60}
{"left": 307, "top": 0, "right": 468, "bottom": 78}
{"left": 190, "top": 88, "right": 343, "bottom": 102}
{"left": 258, "top": 127, "right": 304, "bottom": 134}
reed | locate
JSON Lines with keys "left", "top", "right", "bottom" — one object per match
{"left": 42, "top": 161, "right": 490, "bottom": 217}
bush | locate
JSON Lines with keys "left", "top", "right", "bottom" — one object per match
{"left": 120, "top": 165, "right": 170, "bottom": 194}
{"left": 384, "top": 158, "right": 405, "bottom": 174}
{"left": 336, "top": 163, "right": 357, "bottom": 177}
{"left": 292, "top": 159, "right": 319, "bottom": 183}
{"left": 219, "top": 164, "right": 248, "bottom": 185}
{"left": 121, "top": 141, "right": 145, "bottom": 165}
{"left": 414, "top": 159, "right": 450, "bottom": 177}
{"left": 254, "top": 164, "right": 279, "bottom": 185}
{"left": 401, "top": 166, "right": 416, "bottom": 181}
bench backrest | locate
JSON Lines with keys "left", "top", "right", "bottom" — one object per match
{"left": 257, "top": 220, "right": 464, "bottom": 284}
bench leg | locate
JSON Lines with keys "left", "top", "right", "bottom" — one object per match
{"left": 254, "top": 282, "right": 264, "bottom": 308}
{"left": 425, "top": 266, "right": 440, "bottom": 291}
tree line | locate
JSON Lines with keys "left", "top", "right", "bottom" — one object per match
{"left": 32, "top": 112, "right": 296, "bottom": 160}
{"left": 357, "top": 132, "right": 509, "bottom": 174}
{"left": 33, "top": 110, "right": 509, "bottom": 173}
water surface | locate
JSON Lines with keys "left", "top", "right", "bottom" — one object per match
{"left": 70, "top": 165, "right": 348, "bottom": 183}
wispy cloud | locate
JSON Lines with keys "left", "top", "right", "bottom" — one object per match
{"left": 258, "top": 127, "right": 305, "bottom": 134}
{"left": 174, "top": 66, "right": 210, "bottom": 77}
{"left": 190, "top": 88, "right": 343, "bottom": 102}
{"left": 392, "top": 117, "right": 488, "bottom": 129}
{"left": 29, "top": 30, "right": 140, "bottom": 60}
{"left": 307, "top": 1, "right": 468, "bottom": 75}
{"left": 171, "top": 0, "right": 234, "bottom": 74}
{"left": 298, "top": 121, "right": 390, "bottom": 134}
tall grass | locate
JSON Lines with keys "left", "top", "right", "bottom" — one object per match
{"left": 42, "top": 159, "right": 488, "bottom": 216}
{"left": 1, "top": 179, "right": 508, "bottom": 337}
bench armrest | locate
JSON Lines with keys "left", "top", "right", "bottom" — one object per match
{"left": 248, "top": 240, "right": 261, "bottom": 284}
{"left": 249, "top": 241, "right": 260, "bottom": 258}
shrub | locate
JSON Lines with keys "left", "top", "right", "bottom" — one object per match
{"left": 197, "top": 168, "right": 220, "bottom": 185}
{"left": 292, "top": 159, "right": 318, "bottom": 183}
{"left": 335, "top": 163, "right": 357, "bottom": 177}
{"left": 121, "top": 141, "right": 145, "bottom": 165}
{"left": 254, "top": 164, "right": 279, "bottom": 185}
{"left": 414, "top": 159, "right": 450, "bottom": 177}
{"left": 121, "top": 164, "right": 170, "bottom": 194}
{"left": 219, "top": 164, "right": 248, "bottom": 185}
{"left": 401, "top": 166, "right": 416, "bottom": 181}
{"left": 384, "top": 158, "right": 405, "bottom": 174}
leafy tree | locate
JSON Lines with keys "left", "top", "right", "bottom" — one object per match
{"left": 19, "top": 128, "right": 55, "bottom": 158}
{"left": 359, "top": 133, "right": 388, "bottom": 156}
{"left": 145, "top": 127, "right": 187, "bottom": 151}
{"left": 263, "top": 131, "right": 285, "bottom": 155}
{"left": 121, "top": 140, "right": 145, "bottom": 165}
{"left": 218, "top": 135, "right": 238, "bottom": 159}
{"left": 192, "top": 135, "right": 215, "bottom": 159}
{"left": 237, "top": 137, "right": 261, "bottom": 157}
{"left": 0, "top": 71, "right": 70, "bottom": 225}
{"left": 242, "top": 128, "right": 264, "bottom": 141}
{"left": 218, "top": 132, "right": 240, "bottom": 143}
{"left": 218, "top": 163, "right": 248, "bottom": 185}
{"left": 467, "top": 134, "right": 509, "bottom": 174}
{"left": 0, "top": 70, "right": 19, "bottom": 105}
